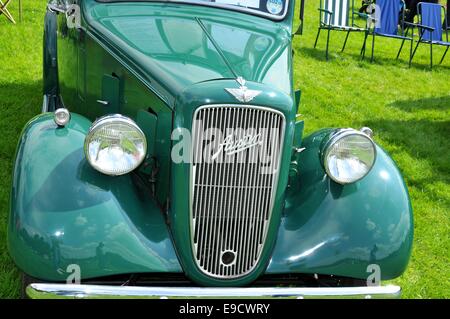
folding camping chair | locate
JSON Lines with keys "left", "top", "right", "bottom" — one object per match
{"left": 408, "top": 2, "right": 449, "bottom": 69}
{"left": 0, "top": 0, "right": 16, "bottom": 24}
{"left": 361, "top": 0, "right": 413, "bottom": 63}
{"left": 314, "top": 0, "right": 369, "bottom": 60}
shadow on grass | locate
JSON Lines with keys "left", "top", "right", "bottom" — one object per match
{"left": 297, "top": 43, "right": 450, "bottom": 71}
{"left": 0, "top": 80, "right": 42, "bottom": 157}
{"left": 0, "top": 80, "right": 42, "bottom": 298}
{"left": 297, "top": 45, "right": 407, "bottom": 65}
{"left": 365, "top": 118, "right": 450, "bottom": 189}
{"left": 0, "top": 80, "right": 42, "bottom": 121}
{"left": 0, "top": 80, "right": 42, "bottom": 101}
{"left": 388, "top": 96, "right": 450, "bottom": 112}
{"left": 295, "top": 46, "right": 329, "bottom": 62}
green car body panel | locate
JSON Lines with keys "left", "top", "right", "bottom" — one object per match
{"left": 8, "top": 0, "right": 413, "bottom": 285}
{"left": 271, "top": 129, "right": 413, "bottom": 280}
{"left": 8, "top": 113, "right": 182, "bottom": 281}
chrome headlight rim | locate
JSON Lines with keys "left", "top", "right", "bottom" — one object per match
{"left": 84, "top": 114, "right": 147, "bottom": 176}
{"left": 321, "top": 128, "right": 377, "bottom": 185}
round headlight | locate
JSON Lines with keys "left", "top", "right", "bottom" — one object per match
{"left": 84, "top": 115, "right": 147, "bottom": 176}
{"left": 322, "top": 129, "right": 376, "bottom": 184}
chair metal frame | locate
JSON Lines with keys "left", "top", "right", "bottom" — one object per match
{"left": 0, "top": 0, "right": 16, "bottom": 24}
{"left": 406, "top": 2, "right": 449, "bottom": 69}
{"left": 361, "top": 0, "right": 413, "bottom": 64}
{"left": 314, "top": 0, "right": 369, "bottom": 60}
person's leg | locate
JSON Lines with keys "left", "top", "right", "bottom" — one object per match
{"left": 446, "top": 0, "right": 450, "bottom": 30}
{"left": 405, "top": 0, "right": 420, "bottom": 23}
{"left": 406, "top": 0, "right": 439, "bottom": 23}
{"left": 403, "top": 0, "right": 413, "bottom": 20}
{"left": 359, "top": 1, "right": 366, "bottom": 13}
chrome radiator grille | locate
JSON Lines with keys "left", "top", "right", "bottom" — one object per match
{"left": 190, "top": 105, "right": 285, "bottom": 279}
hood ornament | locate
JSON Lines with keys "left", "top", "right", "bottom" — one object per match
{"left": 225, "top": 77, "right": 261, "bottom": 103}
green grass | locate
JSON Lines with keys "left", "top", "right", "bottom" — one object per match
{"left": 293, "top": 1, "right": 450, "bottom": 298}
{"left": 0, "top": 0, "right": 449, "bottom": 298}
{"left": 0, "top": 0, "right": 45, "bottom": 298}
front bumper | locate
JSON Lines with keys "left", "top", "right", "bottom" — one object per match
{"left": 26, "top": 283, "right": 401, "bottom": 299}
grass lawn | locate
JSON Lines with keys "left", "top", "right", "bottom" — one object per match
{"left": 0, "top": 0, "right": 449, "bottom": 298}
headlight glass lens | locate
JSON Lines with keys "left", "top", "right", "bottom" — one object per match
{"left": 324, "top": 130, "right": 376, "bottom": 184}
{"left": 85, "top": 115, "right": 147, "bottom": 176}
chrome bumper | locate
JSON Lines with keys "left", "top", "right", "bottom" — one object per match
{"left": 27, "top": 284, "right": 401, "bottom": 299}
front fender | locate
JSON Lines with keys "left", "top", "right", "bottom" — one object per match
{"left": 8, "top": 113, "right": 181, "bottom": 281}
{"left": 267, "top": 129, "right": 413, "bottom": 280}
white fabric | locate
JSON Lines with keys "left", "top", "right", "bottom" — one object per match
{"left": 322, "top": 0, "right": 349, "bottom": 27}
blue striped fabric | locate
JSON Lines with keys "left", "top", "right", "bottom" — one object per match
{"left": 420, "top": 2, "right": 443, "bottom": 42}
{"left": 375, "top": 0, "right": 401, "bottom": 35}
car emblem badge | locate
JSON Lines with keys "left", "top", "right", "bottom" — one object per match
{"left": 211, "top": 133, "right": 263, "bottom": 160}
{"left": 225, "top": 77, "right": 261, "bottom": 103}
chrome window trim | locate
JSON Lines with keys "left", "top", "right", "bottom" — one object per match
{"left": 42, "top": 95, "right": 48, "bottom": 113}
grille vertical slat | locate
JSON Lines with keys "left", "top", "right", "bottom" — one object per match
{"left": 222, "top": 108, "right": 234, "bottom": 277}
{"left": 207, "top": 108, "right": 218, "bottom": 272}
{"left": 200, "top": 108, "right": 212, "bottom": 266}
{"left": 258, "top": 113, "right": 274, "bottom": 253}
{"left": 191, "top": 105, "right": 285, "bottom": 279}
{"left": 240, "top": 109, "right": 253, "bottom": 275}
{"left": 230, "top": 108, "right": 242, "bottom": 276}
{"left": 217, "top": 107, "right": 228, "bottom": 276}
{"left": 254, "top": 111, "right": 269, "bottom": 263}
{"left": 233, "top": 107, "right": 246, "bottom": 276}
{"left": 245, "top": 109, "right": 262, "bottom": 272}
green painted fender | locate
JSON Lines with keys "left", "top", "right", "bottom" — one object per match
{"left": 8, "top": 113, "right": 182, "bottom": 281}
{"left": 266, "top": 129, "right": 414, "bottom": 280}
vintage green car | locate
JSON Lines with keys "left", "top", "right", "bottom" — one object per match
{"left": 8, "top": 0, "right": 413, "bottom": 298}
